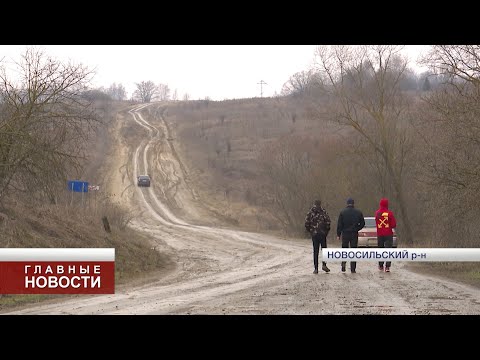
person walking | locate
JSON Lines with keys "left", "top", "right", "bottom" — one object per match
{"left": 375, "top": 198, "right": 397, "bottom": 273}
{"left": 336, "top": 197, "right": 365, "bottom": 273}
{"left": 305, "top": 199, "right": 331, "bottom": 274}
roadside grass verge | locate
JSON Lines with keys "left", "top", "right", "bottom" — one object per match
{"left": 0, "top": 199, "right": 173, "bottom": 312}
{"left": 407, "top": 262, "right": 480, "bottom": 289}
{"left": 399, "top": 238, "right": 480, "bottom": 289}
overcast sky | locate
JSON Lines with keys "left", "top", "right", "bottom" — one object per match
{"left": 0, "top": 45, "right": 431, "bottom": 101}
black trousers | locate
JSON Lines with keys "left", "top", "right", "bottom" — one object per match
{"left": 312, "top": 232, "right": 327, "bottom": 270}
{"left": 378, "top": 235, "right": 393, "bottom": 267}
{"left": 341, "top": 232, "right": 358, "bottom": 271}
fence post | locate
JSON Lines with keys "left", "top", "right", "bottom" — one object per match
{"left": 102, "top": 216, "right": 111, "bottom": 233}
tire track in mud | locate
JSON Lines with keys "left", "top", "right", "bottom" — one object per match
{"left": 5, "top": 103, "right": 480, "bottom": 315}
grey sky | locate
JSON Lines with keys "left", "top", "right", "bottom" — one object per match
{"left": 0, "top": 45, "right": 431, "bottom": 101}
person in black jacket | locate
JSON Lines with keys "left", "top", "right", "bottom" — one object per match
{"left": 336, "top": 197, "right": 365, "bottom": 273}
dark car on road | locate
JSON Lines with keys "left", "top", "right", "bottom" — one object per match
{"left": 137, "top": 175, "right": 151, "bottom": 187}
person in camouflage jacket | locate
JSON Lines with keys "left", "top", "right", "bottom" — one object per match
{"left": 305, "top": 199, "right": 331, "bottom": 274}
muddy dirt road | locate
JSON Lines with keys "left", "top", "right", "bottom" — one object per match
{"left": 6, "top": 104, "right": 480, "bottom": 314}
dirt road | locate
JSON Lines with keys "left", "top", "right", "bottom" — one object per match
{"left": 5, "top": 104, "right": 480, "bottom": 315}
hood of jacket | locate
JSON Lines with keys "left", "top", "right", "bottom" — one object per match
{"left": 379, "top": 198, "right": 389, "bottom": 209}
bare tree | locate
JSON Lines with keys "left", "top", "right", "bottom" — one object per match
{"left": 398, "top": 68, "right": 418, "bottom": 91}
{"left": 0, "top": 47, "right": 98, "bottom": 203}
{"left": 107, "top": 82, "right": 127, "bottom": 101}
{"left": 256, "top": 135, "right": 351, "bottom": 235}
{"left": 418, "top": 45, "right": 480, "bottom": 191}
{"left": 81, "top": 87, "right": 111, "bottom": 102}
{"left": 172, "top": 89, "right": 178, "bottom": 101}
{"left": 313, "top": 45, "right": 415, "bottom": 245}
{"left": 183, "top": 93, "right": 190, "bottom": 101}
{"left": 281, "top": 70, "right": 318, "bottom": 97}
{"left": 257, "top": 136, "right": 317, "bottom": 233}
{"left": 157, "top": 83, "right": 171, "bottom": 101}
{"left": 413, "top": 45, "right": 480, "bottom": 245}
{"left": 133, "top": 81, "right": 158, "bottom": 103}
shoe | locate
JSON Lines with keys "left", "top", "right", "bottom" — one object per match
{"left": 378, "top": 266, "right": 384, "bottom": 271}
{"left": 322, "top": 265, "right": 330, "bottom": 273}
{"left": 385, "top": 267, "right": 390, "bottom": 273}
{"left": 313, "top": 269, "right": 318, "bottom": 274}
{"left": 341, "top": 264, "right": 346, "bottom": 272}
{"left": 351, "top": 270, "right": 356, "bottom": 273}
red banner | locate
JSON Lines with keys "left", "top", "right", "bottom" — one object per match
{"left": 0, "top": 249, "right": 115, "bottom": 294}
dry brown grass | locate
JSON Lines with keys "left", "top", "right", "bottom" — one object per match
{"left": 0, "top": 191, "right": 173, "bottom": 309}
{"left": 0, "top": 197, "right": 171, "bottom": 281}
{"left": 396, "top": 237, "right": 480, "bottom": 289}
{"left": 407, "top": 262, "right": 480, "bottom": 289}
{"left": 145, "top": 98, "right": 383, "bottom": 238}
{"left": 146, "top": 97, "right": 337, "bottom": 234}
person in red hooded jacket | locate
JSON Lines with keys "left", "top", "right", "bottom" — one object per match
{"left": 375, "top": 198, "right": 397, "bottom": 272}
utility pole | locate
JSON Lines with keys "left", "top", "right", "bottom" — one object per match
{"left": 257, "top": 80, "right": 267, "bottom": 97}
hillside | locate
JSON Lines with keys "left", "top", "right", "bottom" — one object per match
{"left": 153, "top": 98, "right": 328, "bottom": 231}
{"left": 0, "top": 100, "right": 174, "bottom": 308}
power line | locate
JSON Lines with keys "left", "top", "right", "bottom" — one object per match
{"left": 257, "top": 80, "right": 267, "bottom": 97}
